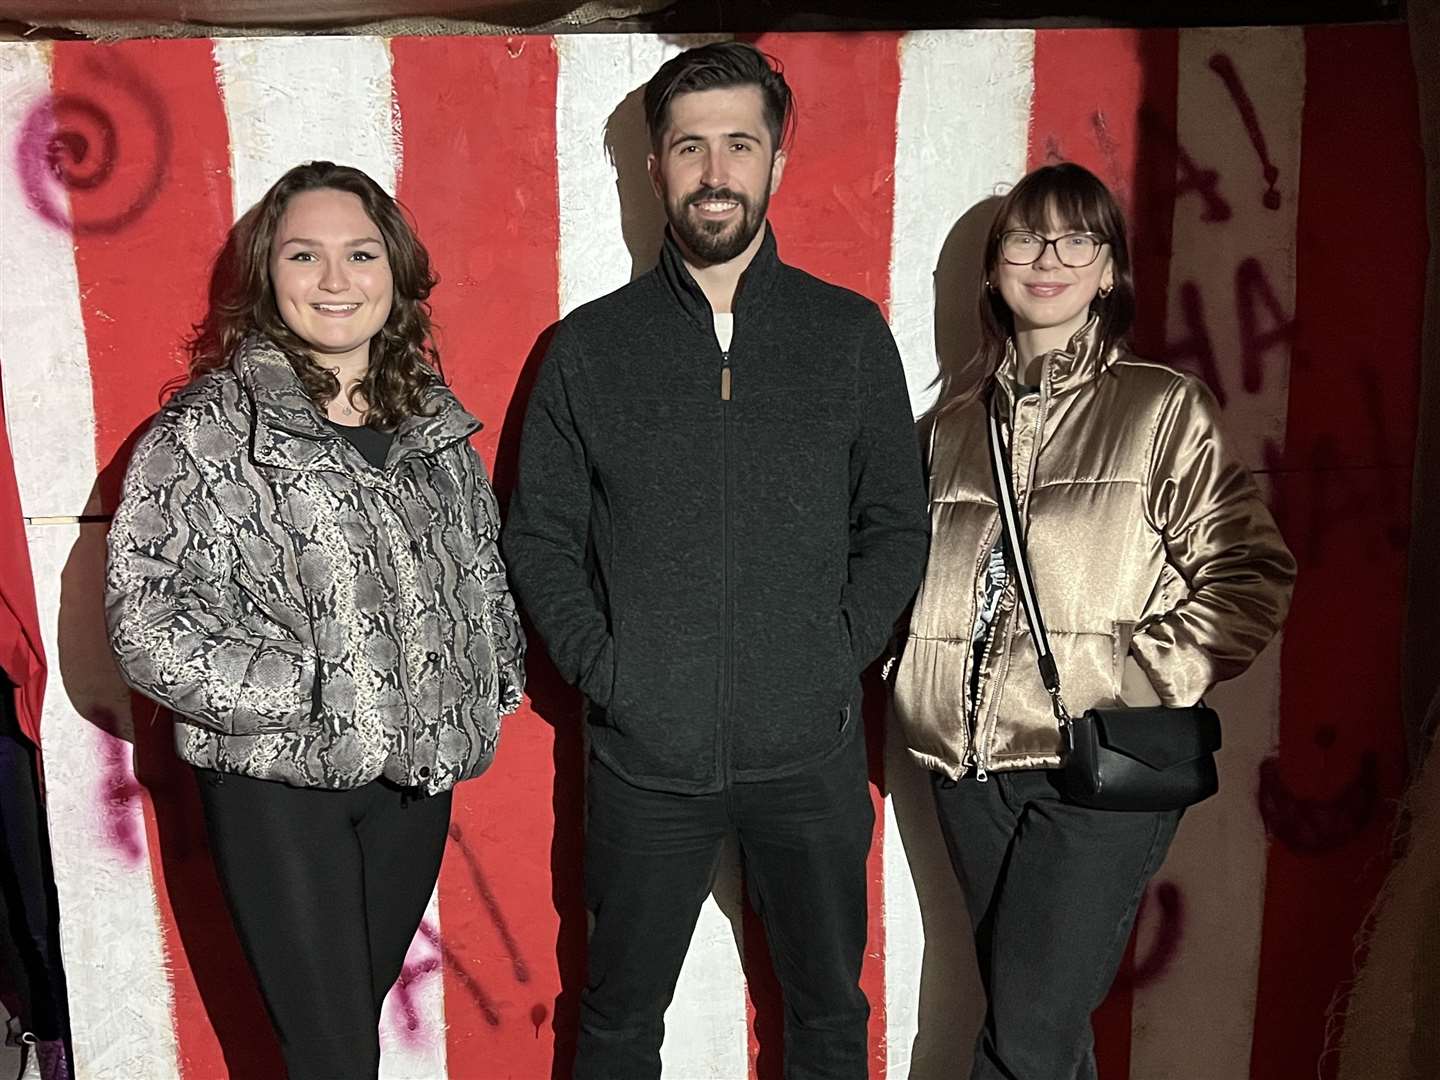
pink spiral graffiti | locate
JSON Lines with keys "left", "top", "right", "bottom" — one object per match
{"left": 15, "top": 57, "right": 170, "bottom": 234}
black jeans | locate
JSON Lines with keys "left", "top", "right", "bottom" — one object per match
{"left": 0, "top": 714, "right": 72, "bottom": 1050}
{"left": 195, "top": 768, "right": 452, "bottom": 1080}
{"left": 577, "top": 732, "right": 874, "bottom": 1080}
{"left": 932, "top": 769, "right": 1180, "bottom": 1080}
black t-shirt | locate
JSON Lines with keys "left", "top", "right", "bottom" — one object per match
{"left": 325, "top": 419, "right": 394, "bottom": 469}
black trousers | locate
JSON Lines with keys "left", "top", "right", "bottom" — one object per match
{"left": 0, "top": 712, "right": 71, "bottom": 1049}
{"left": 932, "top": 769, "right": 1180, "bottom": 1080}
{"left": 577, "top": 732, "right": 874, "bottom": 1080}
{"left": 195, "top": 768, "right": 452, "bottom": 1080}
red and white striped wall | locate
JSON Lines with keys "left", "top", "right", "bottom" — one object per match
{"left": 0, "top": 26, "right": 1423, "bottom": 1080}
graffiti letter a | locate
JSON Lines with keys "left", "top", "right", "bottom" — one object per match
{"left": 1164, "top": 281, "right": 1227, "bottom": 405}
{"left": 1236, "top": 257, "right": 1296, "bottom": 395}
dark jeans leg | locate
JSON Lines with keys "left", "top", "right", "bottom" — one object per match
{"left": 929, "top": 770, "right": 1020, "bottom": 1009}
{"left": 933, "top": 770, "right": 1180, "bottom": 1080}
{"left": 575, "top": 756, "right": 728, "bottom": 1080}
{"left": 736, "top": 731, "right": 873, "bottom": 1080}
{"left": 196, "top": 769, "right": 451, "bottom": 1080}
{"left": 0, "top": 731, "right": 72, "bottom": 1049}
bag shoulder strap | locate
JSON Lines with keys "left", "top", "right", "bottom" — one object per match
{"left": 984, "top": 390, "right": 1072, "bottom": 726}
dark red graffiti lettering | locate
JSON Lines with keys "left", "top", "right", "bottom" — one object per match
{"left": 15, "top": 54, "right": 170, "bottom": 234}
{"left": 1174, "top": 144, "right": 1232, "bottom": 224}
{"left": 1208, "top": 53, "right": 1282, "bottom": 211}
{"left": 1258, "top": 752, "right": 1380, "bottom": 853}
{"left": 421, "top": 921, "right": 504, "bottom": 1027}
{"left": 385, "top": 824, "right": 551, "bottom": 1037}
{"left": 1235, "top": 257, "right": 1297, "bottom": 395}
{"left": 449, "top": 822, "right": 529, "bottom": 984}
{"left": 1162, "top": 281, "right": 1227, "bottom": 404}
{"left": 1139, "top": 107, "right": 1233, "bottom": 224}
{"left": 1163, "top": 259, "right": 1296, "bottom": 407}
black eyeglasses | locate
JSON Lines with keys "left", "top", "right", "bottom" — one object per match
{"left": 999, "top": 230, "right": 1107, "bottom": 268}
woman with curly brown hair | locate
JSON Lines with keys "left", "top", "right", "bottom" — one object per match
{"left": 105, "top": 161, "right": 524, "bottom": 1078}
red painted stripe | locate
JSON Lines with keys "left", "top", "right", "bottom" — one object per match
{"left": 1251, "top": 25, "right": 1423, "bottom": 1079}
{"left": 390, "top": 36, "right": 566, "bottom": 1080}
{"left": 744, "top": 30, "right": 902, "bottom": 1078}
{"left": 1028, "top": 29, "right": 1180, "bottom": 1080}
{"left": 48, "top": 39, "right": 277, "bottom": 1080}
{"left": 1028, "top": 29, "right": 1180, "bottom": 359}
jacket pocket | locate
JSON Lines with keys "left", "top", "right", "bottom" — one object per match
{"left": 836, "top": 611, "right": 856, "bottom": 690}
{"left": 594, "top": 618, "right": 625, "bottom": 734}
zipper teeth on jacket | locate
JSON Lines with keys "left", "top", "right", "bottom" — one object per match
{"left": 974, "top": 383, "right": 1048, "bottom": 781}
{"left": 969, "top": 526, "right": 1003, "bottom": 784}
{"left": 719, "top": 349, "right": 732, "bottom": 780}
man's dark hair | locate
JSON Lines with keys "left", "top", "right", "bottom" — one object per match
{"left": 644, "top": 42, "right": 794, "bottom": 152}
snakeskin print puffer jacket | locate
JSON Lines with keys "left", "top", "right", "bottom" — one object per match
{"left": 106, "top": 338, "right": 524, "bottom": 795}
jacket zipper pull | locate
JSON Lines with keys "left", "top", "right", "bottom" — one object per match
{"left": 720, "top": 353, "right": 731, "bottom": 402}
{"left": 964, "top": 749, "right": 989, "bottom": 783}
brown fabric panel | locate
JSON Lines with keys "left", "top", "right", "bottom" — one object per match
{"left": 4, "top": 1, "right": 672, "bottom": 38}
{"left": 1337, "top": 11, "right": 1440, "bottom": 1078}
{"left": 1404, "top": 0, "right": 1440, "bottom": 768}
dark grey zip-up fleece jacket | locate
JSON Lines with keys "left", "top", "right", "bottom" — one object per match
{"left": 503, "top": 227, "right": 928, "bottom": 794}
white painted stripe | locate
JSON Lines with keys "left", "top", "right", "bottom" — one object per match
{"left": 554, "top": 35, "right": 749, "bottom": 1080}
{"left": 212, "top": 36, "right": 402, "bottom": 216}
{"left": 24, "top": 523, "right": 183, "bottom": 1079}
{"left": 887, "top": 30, "right": 1035, "bottom": 419}
{"left": 1133, "top": 27, "right": 1305, "bottom": 1080}
{"left": 555, "top": 34, "right": 725, "bottom": 318}
{"left": 380, "top": 890, "right": 449, "bottom": 1080}
{"left": 884, "top": 29, "right": 1034, "bottom": 1077}
{"left": 1, "top": 43, "right": 182, "bottom": 1079}
{"left": 1160, "top": 28, "right": 1303, "bottom": 474}
{"left": 882, "top": 717, "right": 984, "bottom": 1079}
{"left": 661, "top": 839, "right": 748, "bottom": 1080}
{"left": 0, "top": 43, "right": 104, "bottom": 519}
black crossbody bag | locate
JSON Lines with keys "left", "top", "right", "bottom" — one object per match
{"left": 985, "top": 392, "right": 1221, "bottom": 812}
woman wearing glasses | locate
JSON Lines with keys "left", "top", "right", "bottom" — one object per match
{"left": 893, "top": 163, "right": 1294, "bottom": 1079}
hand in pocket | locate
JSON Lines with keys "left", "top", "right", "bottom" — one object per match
{"left": 1121, "top": 654, "right": 1162, "bottom": 707}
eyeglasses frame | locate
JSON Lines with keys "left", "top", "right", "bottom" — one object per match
{"left": 998, "top": 230, "right": 1109, "bottom": 269}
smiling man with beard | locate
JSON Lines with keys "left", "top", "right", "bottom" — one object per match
{"left": 504, "top": 42, "right": 928, "bottom": 1080}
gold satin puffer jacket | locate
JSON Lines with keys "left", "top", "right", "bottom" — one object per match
{"left": 893, "top": 319, "right": 1296, "bottom": 779}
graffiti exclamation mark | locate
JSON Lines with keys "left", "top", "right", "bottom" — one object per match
{"left": 1208, "top": 53, "right": 1282, "bottom": 210}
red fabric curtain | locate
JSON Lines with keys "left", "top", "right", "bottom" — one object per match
{"left": 0, "top": 376, "right": 47, "bottom": 747}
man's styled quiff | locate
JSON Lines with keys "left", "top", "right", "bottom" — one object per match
{"left": 644, "top": 42, "right": 795, "bottom": 152}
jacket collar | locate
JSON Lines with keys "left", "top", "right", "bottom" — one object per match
{"left": 655, "top": 222, "right": 781, "bottom": 330}
{"left": 237, "top": 337, "right": 480, "bottom": 472}
{"left": 993, "top": 315, "right": 1117, "bottom": 407}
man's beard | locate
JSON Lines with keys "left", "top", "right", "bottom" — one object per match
{"left": 667, "top": 185, "right": 770, "bottom": 266}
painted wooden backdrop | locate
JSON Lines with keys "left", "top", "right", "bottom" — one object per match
{"left": 0, "top": 25, "right": 1424, "bottom": 1079}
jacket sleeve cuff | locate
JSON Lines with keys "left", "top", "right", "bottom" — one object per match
{"left": 1128, "top": 628, "right": 1209, "bottom": 708}
{"left": 578, "top": 635, "right": 616, "bottom": 709}
{"left": 499, "top": 664, "right": 525, "bottom": 715}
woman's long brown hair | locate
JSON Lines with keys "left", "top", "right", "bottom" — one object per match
{"left": 186, "top": 161, "right": 441, "bottom": 430}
